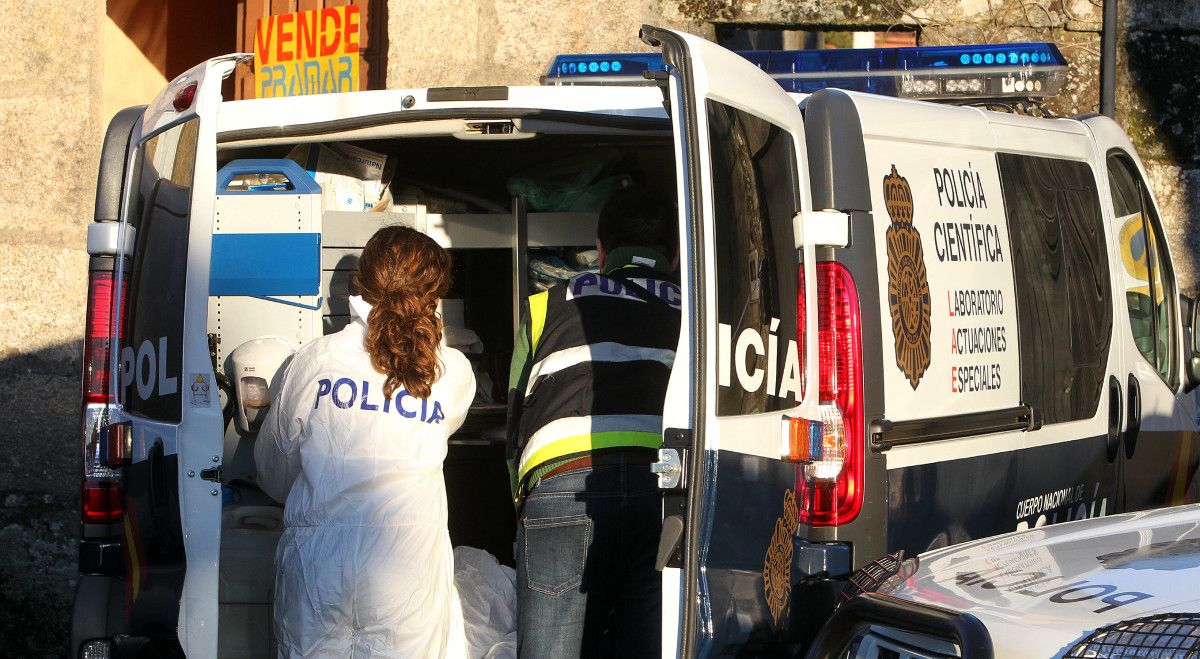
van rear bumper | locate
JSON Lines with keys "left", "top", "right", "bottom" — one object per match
{"left": 790, "top": 541, "right": 854, "bottom": 646}
{"left": 70, "top": 574, "right": 124, "bottom": 657}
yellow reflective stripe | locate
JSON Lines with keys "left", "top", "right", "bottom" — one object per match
{"left": 529, "top": 290, "right": 549, "bottom": 353}
{"left": 518, "top": 431, "right": 663, "bottom": 480}
{"left": 1170, "top": 431, "right": 1193, "bottom": 505}
{"left": 123, "top": 515, "right": 141, "bottom": 602}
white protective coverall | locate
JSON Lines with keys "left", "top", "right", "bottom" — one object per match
{"left": 256, "top": 295, "right": 475, "bottom": 658}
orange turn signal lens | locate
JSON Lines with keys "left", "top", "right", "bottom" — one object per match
{"left": 785, "top": 416, "right": 823, "bottom": 463}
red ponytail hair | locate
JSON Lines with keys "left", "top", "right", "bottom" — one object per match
{"left": 354, "top": 226, "right": 452, "bottom": 399}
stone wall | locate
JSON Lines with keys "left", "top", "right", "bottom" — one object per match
{"left": 0, "top": 1, "right": 105, "bottom": 655}
{"left": 1122, "top": 0, "right": 1200, "bottom": 296}
{"left": 385, "top": 0, "right": 707, "bottom": 88}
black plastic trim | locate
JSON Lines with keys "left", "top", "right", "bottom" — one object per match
{"left": 426, "top": 86, "right": 509, "bottom": 102}
{"left": 803, "top": 89, "right": 871, "bottom": 213}
{"left": 95, "top": 106, "right": 146, "bottom": 223}
{"left": 805, "top": 593, "right": 993, "bottom": 659}
{"left": 112, "top": 633, "right": 184, "bottom": 658}
{"left": 870, "top": 405, "right": 1038, "bottom": 451}
{"left": 89, "top": 254, "right": 117, "bottom": 272}
{"left": 81, "top": 521, "right": 123, "bottom": 539}
{"left": 217, "top": 108, "right": 670, "bottom": 143}
{"left": 71, "top": 575, "right": 125, "bottom": 658}
{"left": 79, "top": 538, "right": 124, "bottom": 574}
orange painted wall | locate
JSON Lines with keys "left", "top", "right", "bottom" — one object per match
{"left": 108, "top": 0, "right": 238, "bottom": 80}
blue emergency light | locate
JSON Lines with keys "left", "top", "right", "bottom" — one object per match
{"left": 543, "top": 42, "right": 1068, "bottom": 102}
{"left": 546, "top": 53, "right": 669, "bottom": 82}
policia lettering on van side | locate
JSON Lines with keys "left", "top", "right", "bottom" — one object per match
{"left": 72, "top": 27, "right": 1200, "bottom": 658}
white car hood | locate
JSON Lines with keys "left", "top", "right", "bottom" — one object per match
{"left": 881, "top": 505, "right": 1200, "bottom": 657}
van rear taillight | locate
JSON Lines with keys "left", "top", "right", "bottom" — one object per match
{"left": 82, "top": 260, "right": 127, "bottom": 525}
{"left": 80, "top": 418, "right": 129, "bottom": 524}
{"left": 797, "top": 262, "right": 864, "bottom": 526}
{"left": 83, "top": 269, "right": 125, "bottom": 405}
{"left": 82, "top": 477, "right": 123, "bottom": 523}
{"left": 80, "top": 422, "right": 127, "bottom": 523}
{"left": 173, "top": 82, "right": 198, "bottom": 112}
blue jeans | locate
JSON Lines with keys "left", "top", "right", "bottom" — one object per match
{"left": 516, "top": 455, "right": 663, "bottom": 658}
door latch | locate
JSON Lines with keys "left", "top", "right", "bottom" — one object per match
{"left": 200, "top": 467, "right": 223, "bottom": 483}
{"left": 652, "top": 449, "right": 684, "bottom": 489}
{"left": 653, "top": 427, "right": 691, "bottom": 490}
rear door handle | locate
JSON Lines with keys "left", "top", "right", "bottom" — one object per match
{"left": 655, "top": 514, "right": 685, "bottom": 571}
{"left": 1106, "top": 375, "right": 1121, "bottom": 463}
{"left": 1125, "top": 374, "right": 1142, "bottom": 460}
{"left": 147, "top": 439, "right": 166, "bottom": 523}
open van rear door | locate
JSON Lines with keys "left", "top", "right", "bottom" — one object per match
{"left": 116, "top": 54, "right": 247, "bottom": 656}
{"left": 640, "top": 27, "right": 832, "bottom": 655}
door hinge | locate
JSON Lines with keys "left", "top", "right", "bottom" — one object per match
{"left": 199, "top": 467, "right": 223, "bottom": 483}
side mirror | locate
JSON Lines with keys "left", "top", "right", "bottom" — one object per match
{"left": 1184, "top": 294, "right": 1200, "bottom": 392}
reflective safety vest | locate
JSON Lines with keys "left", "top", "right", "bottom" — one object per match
{"left": 507, "top": 258, "right": 682, "bottom": 492}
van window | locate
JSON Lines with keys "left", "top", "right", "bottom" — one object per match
{"left": 996, "top": 153, "right": 1112, "bottom": 425}
{"left": 707, "top": 100, "right": 801, "bottom": 416}
{"left": 1106, "top": 151, "right": 1178, "bottom": 388}
{"left": 121, "top": 119, "right": 199, "bottom": 422}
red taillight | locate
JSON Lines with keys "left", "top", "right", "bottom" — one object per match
{"left": 82, "top": 478, "right": 124, "bottom": 523}
{"left": 83, "top": 270, "right": 125, "bottom": 405}
{"left": 82, "top": 264, "right": 127, "bottom": 525}
{"left": 173, "top": 82, "right": 198, "bottom": 112}
{"left": 797, "top": 262, "right": 864, "bottom": 526}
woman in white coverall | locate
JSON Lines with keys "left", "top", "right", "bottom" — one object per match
{"left": 256, "top": 225, "right": 476, "bottom": 658}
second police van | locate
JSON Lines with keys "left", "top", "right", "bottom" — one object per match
{"left": 72, "top": 25, "right": 1200, "bottom": 657}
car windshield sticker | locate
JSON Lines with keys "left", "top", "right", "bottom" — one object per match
{"left": 884, "top": 165, "right": 933, "bottom": 389}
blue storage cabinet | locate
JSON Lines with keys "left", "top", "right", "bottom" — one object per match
{"left": 208, "top": 159, "right": 324, "bottom": 375}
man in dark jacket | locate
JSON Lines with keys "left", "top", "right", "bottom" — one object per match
{"left": 507, "top": 187, "right": 680, "bottom": 658}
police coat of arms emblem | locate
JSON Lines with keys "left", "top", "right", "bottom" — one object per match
{"left": 884, "top": 165, "right": 932, "bottom": 389}
{"left": 763, "top": 489, "right": 799, "bottom": 627}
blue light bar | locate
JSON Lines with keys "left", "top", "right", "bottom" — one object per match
{"left": 754, "top": 42, "right": 1066, "bottom": 96}
{"left": 545, "top": 53, "right": 668, "bottom": 83}
{"left": 543, "top": 42, "right": 1068, "bottom": 101}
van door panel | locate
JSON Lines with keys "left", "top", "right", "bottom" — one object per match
{"left": 643, "top": 26, "right": 820, "bottom": 655}
{"left": 121, "top": 438, "right": 186, "bottom": 649}
{"left": 119, "top": 118, "right": 197, "bottom": 655}
{"left": 119, "top": 54, "right": 244, "bottom": 657}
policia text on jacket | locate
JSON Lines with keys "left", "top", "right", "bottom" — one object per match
{"left": 71, "top": 27, "right": 1200, "bottom": 658}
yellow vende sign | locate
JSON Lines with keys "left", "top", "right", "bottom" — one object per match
{"left": 255, "top": 5, "right": 361, "bottom": 98}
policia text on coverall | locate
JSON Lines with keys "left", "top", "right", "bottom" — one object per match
{"left": 507, "top": 188, "right": 682, "bottom": 657}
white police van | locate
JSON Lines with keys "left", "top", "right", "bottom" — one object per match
{"left": 72, "top": 25, "right": 1200, "bottom": 658}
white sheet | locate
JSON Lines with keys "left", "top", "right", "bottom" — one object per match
{"left": 453, "top": 546, "right": 518, "bottom": 659}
